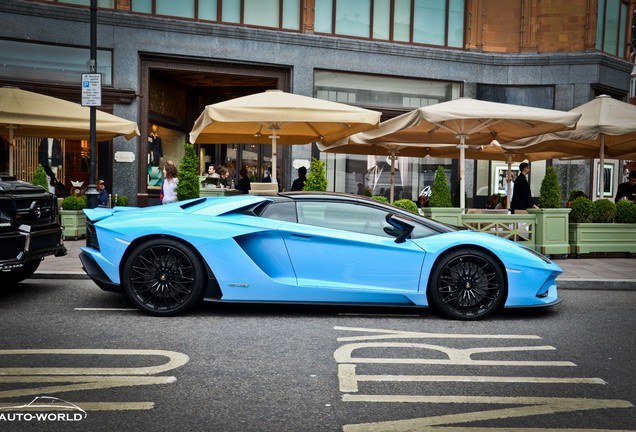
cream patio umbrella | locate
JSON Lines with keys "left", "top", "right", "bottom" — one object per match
{"left": 321, "top": 98, "right": 581, "bottom": 208}
{"left": 502, "top": 95, "right": 636, "bottom": 197}
{"left": 1, "top": 86, "right": 140, "bottom": 176}
{"left": 320, "top": 138, "right": 572, "bottom": 204}
{"left": 189, "top": 89, "right": 381, "bottom": 185}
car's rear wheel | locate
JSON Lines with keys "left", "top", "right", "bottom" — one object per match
{"left": 429, "top": 249, "right": 505, "bottom": 320}
{"left": 5, "top": 259, "right": 41, "bottom": 285}
{"left": 122, "top": 238, "right": 205, "bottom": 316}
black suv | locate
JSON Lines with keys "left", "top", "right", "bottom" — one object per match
{"left": 0, "top": 176, "right": 67, "bottom": 284}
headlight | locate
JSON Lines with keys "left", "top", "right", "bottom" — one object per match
{"left": 520, "top": 245, "right": 551, "bottom": 264}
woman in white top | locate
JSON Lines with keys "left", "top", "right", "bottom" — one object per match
{"left": 161, "top": 161, "right": 179, "bottom": 204}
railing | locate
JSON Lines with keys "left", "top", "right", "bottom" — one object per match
{"left": 460, "top": 213, "right": 536, "bottom": 250}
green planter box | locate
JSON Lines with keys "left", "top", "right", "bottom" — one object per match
{"left": 528, "top": 208, "right": 571, "bottom": 256}
{"left": 569, "top": 223, "right": 636, "bottom": 257}
{"left": 60, "top": 209, "right": 86, "bottom": 240}
{"left": 420, "top": 208, "right": 463, "bottom": 227}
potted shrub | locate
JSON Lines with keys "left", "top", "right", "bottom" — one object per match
{"left": 616, "top": 199, "right": 636, "bottom": 223}
{"left": 420, "top": 166, "right": 462, "bottom": 226}
{"left": 528, "top": 166, "right": 571, "bottom": 255}
{"left": 60, "top": 195, "right": 87, "bottom": 240}
{"left": 32, "top": 164, "right": 49, "bottom": 190}
{"left": 569, "top": 198, "right": 636, "bottom": 257}
{"left": 114, "top": 195, "right": 128, "bottom": 207}
{"left": 393, "top": 198, "right": 418, "bottom": 214}
{"left": 303, "top": 158, "right": 328, "bottom": 191}
{"left": 569, "top": 196, "right": 593, "bottom": 223}
{"left": 371, "top": 196, "right": 389, "bottom": 203}
{"left": 176, "top": 142, "right": 200, "bottom": 201}
{"left": 590, "top": 199, "right": 616, "bottom": 223}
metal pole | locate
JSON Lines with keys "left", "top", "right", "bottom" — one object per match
{"left": 86, "top": 0, "right": 98, "bottom": 208}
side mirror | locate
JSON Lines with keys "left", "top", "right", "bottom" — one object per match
{"left": 385, "top": 213, "right": 414, "bottom": 243}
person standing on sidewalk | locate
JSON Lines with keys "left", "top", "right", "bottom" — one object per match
{"left": 291, "top": 166, "right": 307, "bottom": 191}
{"left": 161, "top": 161, "right": 179, "bottom": 204}
{"left": 510, "top": 162, "right": 538, "bottom": 213}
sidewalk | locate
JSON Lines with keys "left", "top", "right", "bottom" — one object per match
{"left": 33, "top": 238, "right": 636, "bottom": 289}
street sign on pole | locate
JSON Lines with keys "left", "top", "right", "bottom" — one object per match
{"left": 81, "top": 73, "right": 102, "bottom": 107}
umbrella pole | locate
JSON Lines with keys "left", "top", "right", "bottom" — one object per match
{"left": 458, "top": 134, "right": 467, "bottom": 210}
{"left": 8, "top": 126, "right": 14, "bottom": 177}
{"left": 389, "top": 150, "right": 396, "bottom": 204}
{"left": 269, "top": 124, "right": 280, "bottom": 187}
{"left": 599, "top": 134, "right": 605, "bottom": 199}
{"left": 506, "top": 155, "right": 513, "bottom": 210}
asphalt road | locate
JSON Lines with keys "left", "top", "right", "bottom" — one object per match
{"left": 1, "top": 280, "right": 635, "bottom": 432}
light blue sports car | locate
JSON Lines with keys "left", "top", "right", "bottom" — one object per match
{"left": 79, "top": 192, "right": 562, "bottom": 319}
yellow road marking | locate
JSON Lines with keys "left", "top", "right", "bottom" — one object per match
{"left": 342, "top": 395, "right": 634, "bottom": 432}
{"left": 334, "top": 342, "right": 575, "bottom": 366}
{"left": 0, "top": 349, "right": 189, "bottom": 375}
{"left": 335, "top": 326, "right": 543, "bottom": 342}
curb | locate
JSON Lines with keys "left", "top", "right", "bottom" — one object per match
{"left": 557, "top": 278, "right": 636, "bottom": 290}
{"left": 32, "top": 272, "right": 90, "bottom": 280}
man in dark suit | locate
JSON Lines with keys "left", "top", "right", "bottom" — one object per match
{"left": 38, "top": 138, "right": 62, "bottom": 168}
{"left": 615, "top": 170, "right": 636, "bottom": 202}
{"left": 510, "top": 162, "right": 538, "bottom": 213}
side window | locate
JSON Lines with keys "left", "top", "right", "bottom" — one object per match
{"left": 391, "top": 214, "right": 438, "bottom": 239}
{"left": 259, "top": 201, "right": 297, "bottom": 222}
{"left": 297, "top": 201, "right": 394, "bottom": 237}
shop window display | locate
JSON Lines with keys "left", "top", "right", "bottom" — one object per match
{"left": 146, "top": 125, "right": 187, "bottom": 191}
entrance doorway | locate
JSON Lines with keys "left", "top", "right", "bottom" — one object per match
{"left": 138, "top": 56, "right": 290, "bottom": 206}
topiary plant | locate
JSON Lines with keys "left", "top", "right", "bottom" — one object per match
{"left": 115, "top": 195, "right": 128, "bottom": 207}
{"left": 61, "top": 195, "right": 87, "bottom": 211}
{"left": 393, "top": 198, "right": 418, "bottom": 214}
{"left": 539, "top": 166, "right": 562, "bottom": 208}
{"left": 176, "top": 142, "right": 200, "bottom": 201}
{"left": 590, "top": 199, "right": 616, "bottom": 223}
{"left": 428, "top": 165, "right": 452, "bottom": 207}
{"left": 32, "top": 164, "right": 49, "bottom": 190}
{"left": 371, "top": 195, "right": 389, "bottom": 203}
{"left": 569, "top": 197, "right": 593, "bottom": 223}
{"left": 303, "top": 158, "right": 328, "bottom": 191}
{"left": 615, "top": 200, "right": 636, "bottom": 223}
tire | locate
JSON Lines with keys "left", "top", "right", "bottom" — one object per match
{"left": 122, "top": 238, "right": 206, "bottom": 316}
{"left": 5, "top": 260, "right": 41, "bottom": 285}
{"left": 428, "top": 248, "right": 505, "bottom": 320}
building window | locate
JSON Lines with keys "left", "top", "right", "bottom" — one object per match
{"left": 39, "top": 0, "right": 115, "bottom": 7}
{"left": 130, "top": 0, "right": 300, "bottom": 29}
{"left": 476, "top": 85, "right": 555, "bottom": 110}
{"left": 596, "top": 0, "right": 629, "bottom": 58}
{"left": 0, "top": 39, "right": 113, "bottom": 86}
{"left": 315, "top": 71, "right": 460, "bottom": 110}
{"left": 315, "top": 0, "right": 464, "bottom": 47}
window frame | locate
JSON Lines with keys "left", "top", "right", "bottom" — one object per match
{"left": 596, "top": 0, "right": 630, "bottom": 58}
{"left": 128, "top": 0, "right": 301, "bottom": 30}
{"left": 314, "top": 0, "right": 464, "bottom": 48}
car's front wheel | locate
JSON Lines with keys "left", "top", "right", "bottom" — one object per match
{"left": 122, "top": 238, "right": 205, "bottom": 316}
{"left": 428, "top": 249, "right": 505, "bottom": 320}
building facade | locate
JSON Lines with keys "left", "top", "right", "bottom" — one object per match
{"left": 1, "top": 0, "right": 634, "bottom": 206}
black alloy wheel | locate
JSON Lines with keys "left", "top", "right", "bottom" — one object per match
{"left": 122, "top": 238, "right": 205, "bottom": 316}
{"left": 429, "top": 248, "right": 505, "bottom": 320}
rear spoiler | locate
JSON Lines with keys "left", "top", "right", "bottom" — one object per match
{"left": 83, "top": 206, "right": 138, "bottom": 222}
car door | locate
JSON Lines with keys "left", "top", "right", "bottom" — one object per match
{"left": 278, "top": 200, "right": 426, "bottom": 299}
